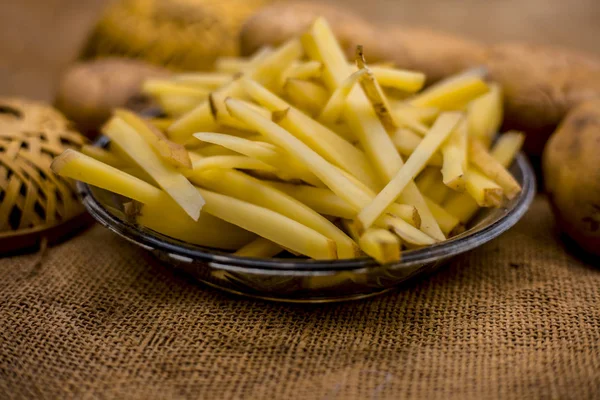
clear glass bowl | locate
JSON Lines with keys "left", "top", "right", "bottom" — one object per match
{"left": 77, "top": 137, "right": 535, "bottom": 303}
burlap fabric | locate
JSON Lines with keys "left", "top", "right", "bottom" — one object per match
{"left": 0, "top": 195, "right": 598, "bottom": 399}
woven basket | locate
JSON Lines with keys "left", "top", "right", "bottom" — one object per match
{"left": 0, "top": 98, "right": 88, "bottom": 254}
{"left": 80, "top": 0, "right": 274, "bottom": 71}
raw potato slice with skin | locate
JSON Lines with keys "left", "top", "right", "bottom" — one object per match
{"left": 356, "top": 112, "right": 463, "bottom": 230}
{"left": 50, "top": 150, "right": 254, "bottom": 249}
{"left": 114, "top": 109, "right": 192, "bottom": 169}
{"left": 469, "top": 137, "right": 521, "bottom": 199}
{"left": 358, "top": 229, "right": 402, "bottom": 264}
{"left": 464, "top": 168, "right": 504, "bottom": 207}
{"left": 196, "top": 168, "right": 359, "bottom": 258}
{"left": 103, "top": 117, "right": 205, "bottom": 220}
{"left": 319, "top": 68, "right": 368, "bottom": 124}
{"left": 304, "top": 18, "right": 445, "bottom": 241}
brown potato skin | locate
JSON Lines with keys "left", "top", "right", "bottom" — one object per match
{"left": 543, "top": 100, "right": 600, "bottom": 256}
{"left": 240, "top": 1, "right": 600, "bottom": 156}
{"left": 54, "top": 58, "right": 170, "bottom": 137}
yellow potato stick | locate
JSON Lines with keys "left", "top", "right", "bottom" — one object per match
{"left": 214, "top": 57, "right": 252, "bottom": 73}
{"left": 319, "top": 68, "right": 368, "bottom": 124}
{"left": 381, "top": 215, "right": 436, "bottom": 246}
{"left": 279, "top": 60, "right": 323, "bottom": 87}
{"left": 272, "top": 107, "right": 379, "bottom": 189}
{"left": 193, "top": 145, "right": 237, "bottom": 157}
{"left": 391, "top": 110, "right": 430, "bottom": 136}
{"left": 103, "top": 117, "right": 205, "bottom": 220}
{"left": 416, "top": 167, "right": 450, "bottom": 204}
{"left": 444, "top": 131, "right": 523, "bottom": 223}
{"left": 370, "top": 66, "right": 425, "bottom": 93}
{"left": 233, "top": 237, "right": 283, "bottom": 258}
{"left": 424, "top": 196, "right": 462, "bottom": 237}
{"left": 81, "top": 145, "right": 125, "bottom": 169}
{"left": 469, "top": 137, "right": 521, "bottom": 199}
{"left": 464, "top": 168, "right": 504, "bottom": 207}
{"left": 197, "top": 169, "right": 359, "bottom": 258}
{"left": 393, "top": 105, "right": 439, "bottom": 124}
{"left": 355, "top": 45, "right": 397, "bottom": 134}
{"left": 490, "top": 131, "right": 525, "bottom": 167}
{"left": 357, "top": 112, "right": 463, "bottom": 230}
{"left": 468, "top": 83, "right": 503, "bottom": 146}
{"left": 192, "top": 132, "right": 321, "bottom": 186}
{"left": 226, "top": 98, "right": 371, "bottom": 210}
{"left": 168, "top": 40, "right": 300, "bottom": 142}
{"left": 282, "top": 78, "right": 329, "bottom": 116}
{"left": 156, "top": 94, "right": 207, "bottom": 117}
{"left": 172, "top": 72, "right": 234, "bottom": 89}
{"left": 391, "top": 129, "right": 443, "bottom": 167}
{"left": 266, "top": 182, "right": 356, "bottom": 219}
{"left": 239, "top": 77, "right": 289, "bottom": 110}
{"left": 51, "top": 150, "right": 255, "bottom": 249}
{"left": 440, "top": 119, "right": 468, "bottom": 191}
{"left": 358, "top": 228, "right": 401, "bottom": 264}
{"left": 410, "top": 76, "right": 489, "bottom": 110}
{"left": 209, "top": 93, "right": 270, "bottom": 130}
{"left": 198, "top": 188, "right": 337, "bottom": 260}
{"left": 51, "top": 150, "right": 163, "bottom": 205}
{"left": 142, "top": 80, "right": 210, "bottom": 98}
{"left": 148, "top": 118, "right": 174, "bottom": 132}
{"left": 186, "top": 155, "right": 276, "bottom": 175}
{"left": 114, "top": 109, "right": 192, "bottom": 169}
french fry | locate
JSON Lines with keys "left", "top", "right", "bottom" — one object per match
{"left": 148, "top": 118, "right": 174, "bottom": 132}
{"left": 141, "top": 80, "right": 210, "bottom": 98}
{"left": 272, "top": 107, "right": 379, "bottom": 189}
{"left": 103, "top": 117, "right": 205, "bottom": 220}
{"left": 391, "top": 129, "right": 443, "bottom": 167}
{"left": 282, "top": 78, "right": 329, "bottom": 116}
{"left": 410, "top": 75, "right": 489, "bottom": 110}
{"left": 468, "top": 83, "right": 503, "bottom": 147}
{"left": 392, "top": 104, "right": 439, "bottom": 124}
{"left": 266, "top": 181, "right": 356, "bottom": 219}
{"left": 444, "top": 130, "right": 524, "bottom": 223}
{"left": 440, "top": 119, "right": 468, "bottom": 191}
{"left": 81, "top": 145, "right": 125, "bottom": 168}
{"left": 304, "top": 19, "right": 444, "bottom": 240}
{"left": 168, "top": 39, "right": 301, "bottom": 142}
{"left": 199, "top": 188, "right": 337, "bottom": 260}
{"left": 358, "top": 229, "right": 402, "bottom": 264}
{"left": 391, "top": 110, "right": 430, "bottom": 136}
{"left": 215, "top": 57, "right": 252, "bottom": 73}
{"left": 356, "top": 112, "right": 463, "bottom": 230}
{"left": 370, "top": 66, "right": 425, "bottom": 93}
{"left": 424, "top": 197, "right": 462, "bottom": 237}
{"left": 233, "top": 237, "right": 283, "bottom": 258}
{"left": 196, "top": 168, "right": 359, "bottom": 258}
{"left": 186, "top": 154, "right": 276, "bottom": 176}
{"left": 279, "top": 60, "right": 323, "bottom": 87}
{"left": 50, "top": 150, "right": 255, "bottom": 249}
{"left": 318, "top": 68, "right": 368, "bottom": 124}
{"left": 416, "top": 167, "right": 450, "bottom": 204}
{"left": 469, "top": 137, "right": 521, "bottom": 199}
{"left": 156, "top": 94, "right": 206, "bottom": 117}
{"left": 490, "top": 131, "right": 525, "bottom": 167}
{"left": 192, "top": 132, "right": 322, "bottom": 186}
{"left": 172, "top": 72, "right": 234, "bottom": 89}
{"left": 355, "top": 45, "right": 397, "bottom": 134}
{"left": 193, "top": 145, "right": 237, "bottom": 157}
{"left": 380, "top": 215, "right": 436, "bottom": 246}
{"left": 114, "top": 109, "right": 192, "bottom": 169}
{"left": 464, "top": 168, "right": 504, "bottom": 207}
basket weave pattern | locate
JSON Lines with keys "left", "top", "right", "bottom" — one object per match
{"left": 0, "top": 99, "right": 86, "bottom": 241}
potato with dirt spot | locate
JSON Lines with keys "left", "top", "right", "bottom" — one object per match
{"left": 543, "top": 99, "right": 600, "bottom": 256}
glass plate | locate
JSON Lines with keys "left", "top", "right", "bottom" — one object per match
{"left": 77, "top": 137, "right": 535, "bottom": 303}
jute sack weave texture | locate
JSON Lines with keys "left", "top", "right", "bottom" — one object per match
{"left": 0, "top": 196, "right": 599, "bottom": 399}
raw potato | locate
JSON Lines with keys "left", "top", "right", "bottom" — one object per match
{"left": 55, "top": 58, "right": 169, "bottom": 136}
{"left": 543, "top": 99, "right": 600, "bottom": 256}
